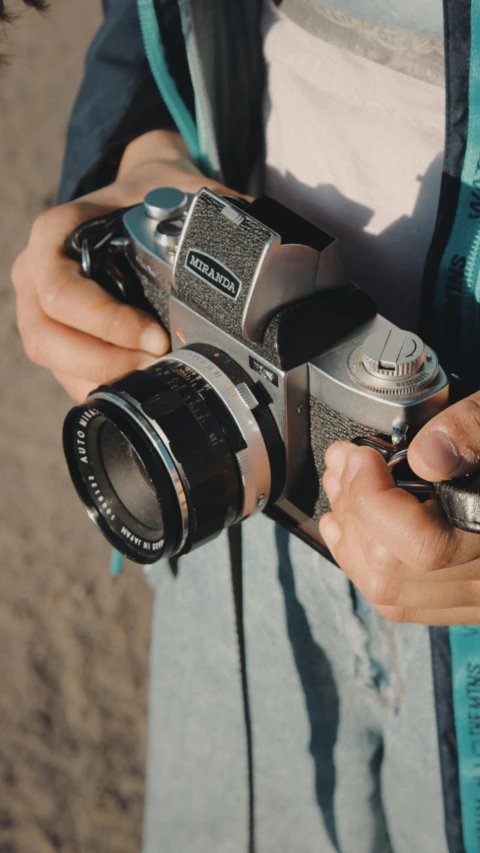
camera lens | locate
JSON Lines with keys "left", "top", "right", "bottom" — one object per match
{"left": 63, "top": 397, "right": 183, "bottom": 562}
{"left": 63, "top": 345, "right": 285, "bottom": 563}
{"left": 97, "top": 419, "right": 163, "bottom": 531}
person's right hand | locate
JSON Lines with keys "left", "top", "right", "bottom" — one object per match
{"left": 12, "top": 130, "right": 239, "bottom": 402}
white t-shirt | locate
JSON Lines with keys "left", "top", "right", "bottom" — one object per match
{"left": 262, "top": 0, "right": 445, "bottom": 330}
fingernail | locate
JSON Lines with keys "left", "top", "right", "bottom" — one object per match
{"left": 319, "top": 514, "right": 341, "bottom": 549}
{"left": 416, "top": 429, "right": 463, "bottom": 477}
{"left": 140, "top": 325, "right": 168, "bottom": 356}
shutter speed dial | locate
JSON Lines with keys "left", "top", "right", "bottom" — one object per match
{"left": 348, "top": 329, "right": 439, "bottom": 396}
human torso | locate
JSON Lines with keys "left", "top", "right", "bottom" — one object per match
{"left": 262, "top": 0, "right": 445, "bottom": 330}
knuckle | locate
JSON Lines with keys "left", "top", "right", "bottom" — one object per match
{"left": 39, "top": 271, "right": 68, "bottom": 312}
{"left": 414, "top": 526, "right": 449, "bottom": 572}
{"left": 10, "top": 251, "right": 25, "bottom": 288}
{"left": 16, "top": 293, "right": 46, "bottom": 367}
{"left": 462, "top": 396, "right": 480, "bottom": 451}
{"left": 21, "top": 326, "right": 41, "bottom": 364}
{"left": 15, "top": 295, "right": 30, "bottom": 344}
{"left": 107, "top": 301, "right": 142, "bottom": 345}
{"left": 15, "top": 312, "right": 27, "bottom": 348}
{"left": 30, "top": 208, "right": 54, "bottom": 240}
{"left": 465, "top": 393, "right": 480, "bottom": 424}
{"left": 364, "top": 572, "right": 399, "bottom": 607}
{"left": 379, "top": 605, "right": 408, "bottom": 624}
{"left": 94, "top": 348, "right": 135, "bottom": 386}
{"left": 345, "top": 448, "right": 370, "bottom": 495}
{"left": 95, "top": 355, "right": 117, "bottom": 386}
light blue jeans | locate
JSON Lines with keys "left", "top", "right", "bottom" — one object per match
{"left": 143, "top": 513, "right": 448, "bottom": 853}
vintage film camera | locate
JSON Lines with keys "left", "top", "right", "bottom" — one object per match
{"left": 62, "top": 187, "right": 480, "bottom": 563}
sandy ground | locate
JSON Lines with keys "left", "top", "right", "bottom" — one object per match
{"left": 0, "top": 4, "right": 153, "bottom": 851}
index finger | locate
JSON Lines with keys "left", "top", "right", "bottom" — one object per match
{"left": 27, "top": 201, "right": 118, "bottom": 262}
{"left": 13, "top": 202, "right": 170, "bottom": 356}
{"left": 37, "top": 259, "right": 169, "bottom": 356}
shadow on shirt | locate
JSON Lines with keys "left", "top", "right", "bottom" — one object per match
{"left": 263, "top": 153, "right": 443, "bottom": 330}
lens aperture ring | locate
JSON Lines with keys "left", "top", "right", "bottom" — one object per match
{"left": 167, "top": 348, "right": 274, "bottom": 519}
{"left": 186, "top": 344, "right": 286, "bottom": 504}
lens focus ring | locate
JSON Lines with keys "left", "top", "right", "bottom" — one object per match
{"left": 167, "top": 348, "right": 272, "bottom": 519}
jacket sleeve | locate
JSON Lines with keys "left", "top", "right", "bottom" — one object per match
{"left": 58, "top": 0, "right": 185, "bottom": 203}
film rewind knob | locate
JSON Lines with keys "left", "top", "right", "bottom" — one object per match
{"left": 348, "top": 328, "right": 439, "bottom": 395}
{"left": 361, "top": 329, "right": 426, "bottom": 379}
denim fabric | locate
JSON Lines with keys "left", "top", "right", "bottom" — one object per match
{"left": 58, "top": 0, "right": 151, "bottom": 204}
{"left": 143, "top": 514, "right": 448, "bottom": 853}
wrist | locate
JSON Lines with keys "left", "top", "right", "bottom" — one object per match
{"left": 117, "top": 129, "right": 198, "bottom": 179}
{"left": 80, "top": 129, "right": 231, "bottom": 212}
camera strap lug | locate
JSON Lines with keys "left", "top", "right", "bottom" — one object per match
{"left": 351, "top": 435, "right": 435, "bottom": 497}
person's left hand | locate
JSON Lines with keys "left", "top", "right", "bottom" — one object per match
{"left": 319, "top": 390, "right": 480, "bottom": 625}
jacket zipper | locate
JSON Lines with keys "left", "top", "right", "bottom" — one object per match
{"left": 135, "top": 0, "right": 204, "bottom": 168}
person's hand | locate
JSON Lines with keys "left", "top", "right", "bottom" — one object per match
{"left": 319, "top": 390, "right": 480, "bottom": 625}
{"left": 12, "top": 130, "right": 242, "bottom": 402}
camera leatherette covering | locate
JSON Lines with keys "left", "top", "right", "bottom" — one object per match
{"left": 309, "top": 397, "right": 379, "bottom": 520}
{"left": 173, "top": 193, "right": 377, "bottom": 370}
{"left": 136, "top": 267, "right": 170, "bottom": 330}
{"left": 174, "top": 192, "right": 274, "bottom": 341}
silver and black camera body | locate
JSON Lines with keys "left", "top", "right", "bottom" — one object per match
{"left": 63, "top": 187, "right": 479, "bottom": 564}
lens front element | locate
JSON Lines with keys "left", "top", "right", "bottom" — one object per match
{"left": 65, "top": 402, "right": 181, "bottom": 562}
{"left": 97, "top": 419, "right": 164, "bottom": 532}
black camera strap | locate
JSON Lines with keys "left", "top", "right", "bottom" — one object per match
{"left": 228, "top": 526, "right": 256, "bottom": 853}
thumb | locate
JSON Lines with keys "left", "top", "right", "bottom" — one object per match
{"left": 408, "top": 391, "right": 480, "bottom": 482}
